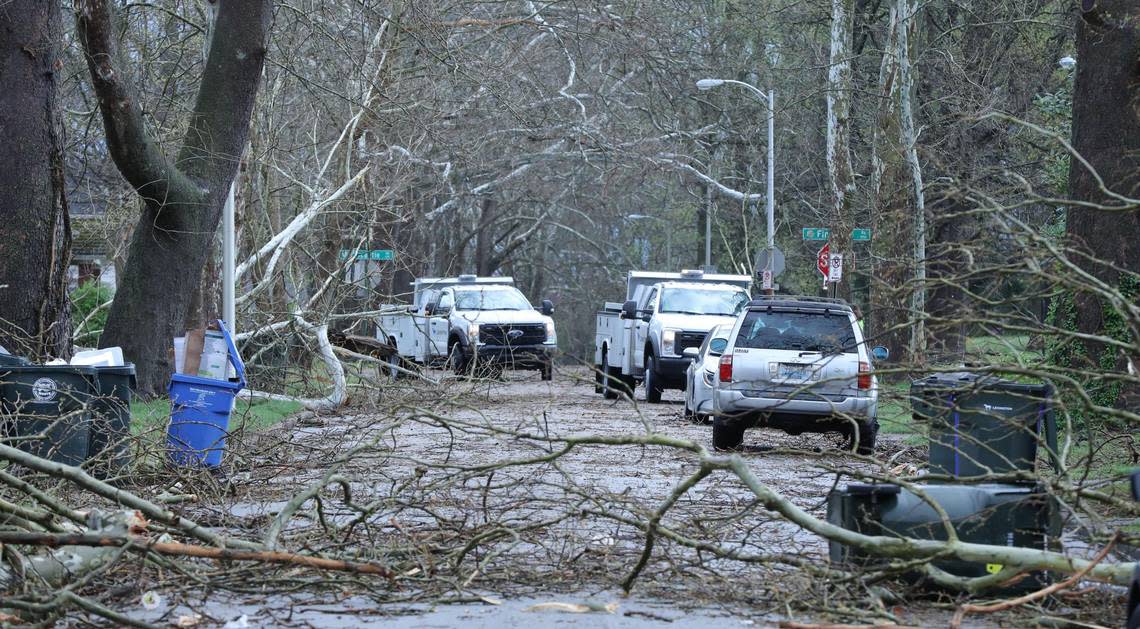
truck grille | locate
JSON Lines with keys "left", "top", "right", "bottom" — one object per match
{"left": 677, "top": 331, "right": 707, "bottom": 355}
{"left": 479, "top": 323, "right": 546, "bottom": 345}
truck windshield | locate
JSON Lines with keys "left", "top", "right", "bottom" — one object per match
{"left": 659, "top": 288, "right": 748, "bottom": 316}
{"left": 735, "top": 310, "right": 856, "bottom": 353}
{"left": 454, "top": 287, "right": 533, "bottom": 311}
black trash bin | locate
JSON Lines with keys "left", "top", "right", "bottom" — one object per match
{"left": 0, "top": 353, "right": 30, "bottom": 367}
{"left": 89, "top": 364, "right": 136, "bottom": 478}
{"left": 910, "top": 372, "right": 1058, "bottom": 479}
{"left": 0, "top": 365, "right": 98, "bottom": 466}
{"left": 828, "top": 482, "right": 1059, "bottom": 593}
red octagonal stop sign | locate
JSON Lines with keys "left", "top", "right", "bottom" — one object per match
{"left": 817, "top": 242, "right": 830, "bottom": 281}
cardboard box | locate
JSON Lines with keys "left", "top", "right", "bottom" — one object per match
{"left": 183, "top": 328, "right": 205, "bottom": 376}
{"left": 175, "top": 327, "right": 232, "bottom": 380}
{"left": 198, "top": 329, "right": 230, "bottom": 380}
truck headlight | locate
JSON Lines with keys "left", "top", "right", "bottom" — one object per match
{"left": 545, "top": 320, "right": 557, "bottom": 343}
{"left": 662, "top": 329, "right": 679, "bottom": 356}
{"left": 467, "top": 322, "right": 480, "bottom": 342}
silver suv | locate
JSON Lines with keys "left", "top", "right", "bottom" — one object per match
{"left": 711, "top": 297, "right": 886, "bottom": 453}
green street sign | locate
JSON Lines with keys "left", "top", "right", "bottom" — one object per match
{"left": 802, "top": 227, "right": 830, "bottom": 241}
{"left": 339, "top": 249, "right": 395, "bottom": 261}
{"left": 851, "top": 228, "right": 872, "bottom": 242}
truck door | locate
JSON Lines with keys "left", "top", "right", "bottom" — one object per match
{"left": 415, "top": 289, "right": 439, "bottom": 362}
{"left": 631, "top": 288, "right": 656, "bottom": 372}
{"left": 426, "top": 290, "right": 453, "bottom": 359}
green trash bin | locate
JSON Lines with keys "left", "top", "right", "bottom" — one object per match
{"left": 89, "top": 364, "right": 136, "bottom": 478}
{"left": 0, "top": 365, "right": 98, "bottom": 466}
{"left": 827, "top": 482, "right": 1059, "bottom": 593}
{"left": 910, "top": 373, "right": 1058, "bottom": 480}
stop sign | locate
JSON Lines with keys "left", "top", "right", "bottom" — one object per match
{"left": 817, "top": 243, "right": 830, "bottom": 280}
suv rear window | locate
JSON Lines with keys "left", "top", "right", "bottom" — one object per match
{"left": 736, "top": 310, "right": 856, "bottom": 353}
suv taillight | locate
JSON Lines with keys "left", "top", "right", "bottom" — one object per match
{"left": 858, "top": 361, "right": 871, "bottom": 390}
{"left": 719, "top": 354, "right": 733, "bottom": 383}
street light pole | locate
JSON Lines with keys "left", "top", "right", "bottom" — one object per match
{"left": 765, "top": 89, "right": 775, "bottom": 295}
{"left": 696, "top": 78, "right": 776, "bottom": 294}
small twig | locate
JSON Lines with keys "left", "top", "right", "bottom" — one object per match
{"left": 949, "top": 533, "right": 1119, "bottom": 629}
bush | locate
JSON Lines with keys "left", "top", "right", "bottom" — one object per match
{"left": 71, "top": 282, "right": 114, "bottom": 346}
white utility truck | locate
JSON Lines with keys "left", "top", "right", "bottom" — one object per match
{"left": 594, "top": 269, "right": 751, "bottom": 402}
{"left": 378, "top": 275, "right": 557, "bottom": 379}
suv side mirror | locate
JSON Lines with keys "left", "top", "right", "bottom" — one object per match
{"left": 541, "top": 299, "right": 555, "bottom": 316}
{"left": 424, "top": 303, "right": 435, "bottom": 316}
{"left": 682, "top": 347, "right": 699, "bottom": 358}
{"left": 871, "top": 346, "right": 889, "bottom": 361}
{"left": 621, "top": 300, "right": 638, "bottom": 320}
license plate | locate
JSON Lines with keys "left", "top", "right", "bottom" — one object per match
{"left": 778, "top": 363, "right": 812, "bottom": 380}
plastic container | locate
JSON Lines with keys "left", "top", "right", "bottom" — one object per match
{"left": 0, "top": 365, "right": 98, "bottom": 465}
{"left": 827, "top": 482, "right": 1060, "bottom": 593}
{"left": 167, "top": 320, "right": 245, "bottom": 467}
{"left": 71, "top": 346, "right": 125, "bottom": 367}
{"left": 910, "top": 373, "right": 1058, "bottom": 480}
{"left": 88, "top": 364, "right": 136, "bottom": 478}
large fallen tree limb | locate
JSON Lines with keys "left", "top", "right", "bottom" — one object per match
{"left": 0, "top": 532, "right": 395, "bottom": 576}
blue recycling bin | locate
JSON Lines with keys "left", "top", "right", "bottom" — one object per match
{"left": 167, "top": 320, "right": 246, "bottom": 467}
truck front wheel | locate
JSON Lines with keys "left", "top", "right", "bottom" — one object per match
{"left": 449, "top": 342, "right": 471, "bottom": 377}
{"left": 644, "top": 353, "right": 663, "bottom": 403}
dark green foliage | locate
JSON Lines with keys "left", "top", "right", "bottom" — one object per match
{"left": 71, "top": 282, "right": 114, "bottom": 346}
{"left": 1047, "top": 273, "right": 1138, "bottom": 432}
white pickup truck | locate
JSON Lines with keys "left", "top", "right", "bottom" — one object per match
{"left": 594, "top": 270, "right": 751, "bottom": 402}
{"left": 378, "top": 275, "right": 557, "bottom": 379}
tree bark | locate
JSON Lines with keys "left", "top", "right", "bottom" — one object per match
{"left": 77, "top": 0, "right": 272, "bottom": 393}
{"left": 1063, "top": 0, "right": 1140, "bottom": 406}
{"left": 0, "top": 1, "right": 72, "bottom": 360}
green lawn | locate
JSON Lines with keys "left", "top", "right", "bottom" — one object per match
{"left": 131, "top": 396, "right": 302, "bottom": 436}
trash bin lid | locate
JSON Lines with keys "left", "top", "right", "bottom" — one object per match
{"left": 911, "top": 371, "right": 1050, "bottom": 396}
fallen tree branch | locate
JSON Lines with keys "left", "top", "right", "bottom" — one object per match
{"left": 0, "top": 532, "right": 394, "bottom": 577}
{"left": 0, "top": 444, "right": 260, "bottom": 550}
{"left": 949, "top": 533, "right": 1119, "bottom": 629}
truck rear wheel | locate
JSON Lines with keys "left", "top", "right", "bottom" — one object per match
{"left": 644, "top": 354, "right": 663, "bottom": 403}
{"left": 712, "top": 417, "right": 746, "bottom": 450}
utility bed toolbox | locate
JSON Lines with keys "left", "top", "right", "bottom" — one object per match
{"left": 827, "top": 482, "right": 1060, "bottom": 592}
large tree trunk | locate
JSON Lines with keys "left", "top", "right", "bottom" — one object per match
{"left": 1061, "top": 0, "right": 1140, "bottom": 408}
{"left": 0, "top": 1, "right": 72, "bottom": 360}
{"left": 77, "top": 1, "right": 272, "bottom": 394}
{"left": 827, "top": 0, "right": 856, "bottom": 301}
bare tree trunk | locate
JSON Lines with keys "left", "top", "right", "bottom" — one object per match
{"left": 827, "top": 0, "right": 856, "bottom": 300}
{"left": 827, "top": 0, "right": 855, "bottom": 241}
{"left": 0, "top": 1, "right": 72, "bottom": 360}
{"left": 77, "top": 1, "right": 271, "bottom": 394}
{"left": 897, "top": 0, "right": 927, "bottom": 362}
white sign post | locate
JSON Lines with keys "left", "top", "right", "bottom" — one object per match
{"left": 828, "top": 253, "right": 843, "bottom": 283}
{"left": 762, "top": 270, "right": 773, "bottom": 291}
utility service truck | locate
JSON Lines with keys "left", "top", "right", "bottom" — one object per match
{"left": 594, "top": 269, "right": 751, "bottom": 402}
{"left": 378, "top": 275, "right": 557, "bottom": 379}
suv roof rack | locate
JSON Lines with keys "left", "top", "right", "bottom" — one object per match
{"left": 747, "top": 295, "right": 852, "bottom": 309}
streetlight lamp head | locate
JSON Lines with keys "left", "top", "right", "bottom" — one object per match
{"left": 1058, "top": 56, "right": 1076, "bottom": 70}
{"left": 696, "top": 79, "right": 725, "bottom": 91}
